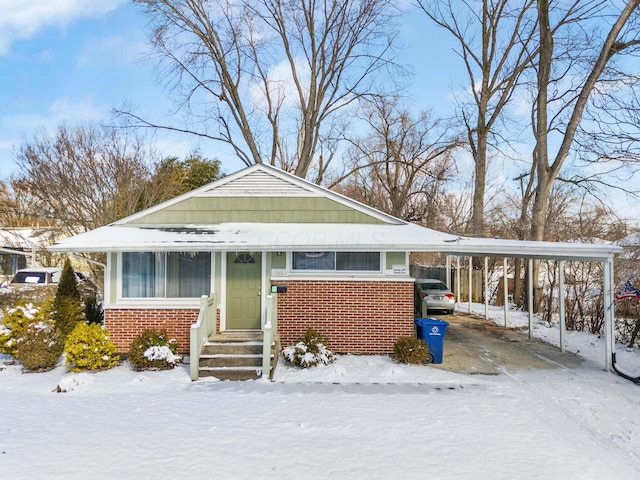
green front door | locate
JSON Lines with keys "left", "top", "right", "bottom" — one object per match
{"left": 226, "top": 252, "right": 262, "bottom": 330}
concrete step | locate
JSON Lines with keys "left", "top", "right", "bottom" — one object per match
{"left": 199, "top": 353, "right": 265, "bottom": 368}
{"left": 202, "top": 341, "right": 263, "bottom": 355}
{"left": 199, "top": 366, "right": 263, "bottom": 381}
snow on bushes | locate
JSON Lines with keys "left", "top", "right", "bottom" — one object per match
{"left": 0, "top": 301, "right": 46, "bottom": 357}
{"left": 128, "top": 329, "right": 181, "bottom": 370}
{"left": 282, "top": 327, "right": 335, "bottom": 368}
{"left": 64, "top": 323, "right": 119, "bottom": 372}
{"left": 16, "top": 319, "right": 64, "bottom": 371}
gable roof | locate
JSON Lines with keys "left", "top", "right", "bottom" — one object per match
{"left": 115, "top": 163, "right": 403, "bottom": 226}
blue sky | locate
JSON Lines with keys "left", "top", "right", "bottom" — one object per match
{"left": 0, "top": 0, "right": 459, "bottom": 180}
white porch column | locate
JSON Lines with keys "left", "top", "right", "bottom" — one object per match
{"left": 604, "top": 258, "right": 615, "bottom": 371}
{"left": 468, "top": 256, "right": 473, "bottom": 313}
{"left": 446, "top": 255, "right": 452, "bottom": 288}
{"left": 558, "top": 260, "right": 566, "bottom": 353}
{"left": 503, "top": 258, "right": 509, "bottom": 328}
{"left": 528, "top": 258, "right": 534, "bottom": 339}
{"left": 484, "top": 257, "right": 489, "bottom": 320}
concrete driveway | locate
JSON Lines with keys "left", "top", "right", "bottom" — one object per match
{"left": 428, "top": 312, "right": 583, "bottom": 374}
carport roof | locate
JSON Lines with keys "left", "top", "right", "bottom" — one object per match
{"left": 49, "top": 221, "right": 622, "bottom": 262}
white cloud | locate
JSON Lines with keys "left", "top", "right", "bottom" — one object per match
{"left": 0, "top": 0, "right": 126, "bottom": 55}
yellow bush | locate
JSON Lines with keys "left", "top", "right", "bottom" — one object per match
{"left": 0, "top": 302, "right": 46, "bottom": 356}
{"left": 64, "top": 323, "right": 119, "bottom": 372}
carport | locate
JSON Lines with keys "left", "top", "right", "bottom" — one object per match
{"left": 429, "top": 236, "right": 621, "bottom": 371}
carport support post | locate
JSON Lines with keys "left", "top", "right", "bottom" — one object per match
{"left": 604, "top": 258, "right": 614, "bottom": 371}
{"left": 558, "top": 260, "right": 566, "bottom": 352}
{"left": 484, "top": 257, "right": 489, "bottom": 320}
{"left": 456, "top": 256, "right": 461, "bottom": 304}
{"left": 446, "top": 255, "right": 452, "bottom": 289}
{"left": 503, "top": 258, "right": 509, "bottom": 328}
{"left": 468, "top": 256, "right": 473, "bottom": 313}
{"left": 528, "top": 258, "right": 533, "bottom": 339}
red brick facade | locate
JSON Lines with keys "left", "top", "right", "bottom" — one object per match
{"left": 105, "top": 280, "right": 414, "bottom": 355}
{"left": 105, "top": 308, "right": 199, "bottom": 354}
{"left": 275, "top": 280, "right": 414, "bottom": 354}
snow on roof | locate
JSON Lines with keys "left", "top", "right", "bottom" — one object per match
{"left": 49, "top": 222, "right": 622, "bottom": 261}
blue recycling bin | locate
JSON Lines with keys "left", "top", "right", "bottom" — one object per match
{"left": 414, "top": 318, "right": 449, "bottom": 364}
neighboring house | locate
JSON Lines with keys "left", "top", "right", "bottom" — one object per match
{"left": 50, "top": 164, "right": 622, "bottom": 378}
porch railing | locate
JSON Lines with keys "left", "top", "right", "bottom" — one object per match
{"left": 190, "top": 293, "right": 217, "bottom": 381}
{"left": 262, "top": 294, "right": 278, "bottom": 380}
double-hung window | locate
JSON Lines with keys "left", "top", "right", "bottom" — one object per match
{"left": 122, "top": 252, "right": 211, "bottom": 298}
{"left": 292, "top": 252, "right": 381, "bottom": 272}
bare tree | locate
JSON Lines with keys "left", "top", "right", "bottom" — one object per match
{"left": 332, "top": 96, "right": 460, "bottom": 228}
{"left": 11, "top": 124, "right": 159, "bottom": 236}
{"left": 126, "top": 0, "right": 400, "bottom": 181}
{"left": 529, "top": 0, "right": 640, "bottom": 241}
{"left": 418, "top": 0, "right": 537, "bottom": 235}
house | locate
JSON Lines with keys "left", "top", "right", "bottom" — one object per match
{"left": 50, "top": 163, "right": 623, "bottom": 379}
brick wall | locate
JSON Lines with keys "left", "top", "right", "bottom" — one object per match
{"left": 105, "top": 308, "right": 199, "bottom": 354}
{"left": 276, "top": 280, "right": 414, "bottom": 354}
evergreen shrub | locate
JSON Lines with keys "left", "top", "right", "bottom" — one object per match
{"left": 392, "top": 336, "right": 429, "bottom": 364}
{"left": 52, "top": 260, "right": 85, "bottom": 337}
{"left": 16, "top": 319, "right": 64, "bottom": 371}
{"left": 64, "top": 323, "right": 119, "bottom": 372}
{"left": 84, "top": 295, "right": 104, "bottom": 325}
{"left": 0, "top": 302, "right": 42, "bottom": 356}
{"left": 128, "top": 328, "right": 181, "bottom": 370}
{"left": 282, "top": 327, "right": 335, "bottom": 368}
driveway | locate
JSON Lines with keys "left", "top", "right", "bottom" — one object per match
{"left": 429, "top": 312, "right": 583, "bottom": 374}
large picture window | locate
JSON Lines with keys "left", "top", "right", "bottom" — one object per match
{"left": 122, "top": 252, "right": 211, "bottom": 298}
{"left": 292, "top": 252, "right": 380, "bottom": 272}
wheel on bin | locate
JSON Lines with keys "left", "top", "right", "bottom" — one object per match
{"left": 422, "top": 352, "right": 434, "bottom": 364}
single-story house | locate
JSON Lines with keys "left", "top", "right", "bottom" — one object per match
{"left": 50, "top": 163, "right": 623, "bottom": 380}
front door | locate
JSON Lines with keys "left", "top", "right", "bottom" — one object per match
{"left": 226, "top": 252, "right": 262, "bottom": 330}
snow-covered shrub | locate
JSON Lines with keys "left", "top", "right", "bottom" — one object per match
{"left": 64, "top": 323, "right": 119, "bottom": 372}
{"left": 392, "top": 336, "right": 428, "bottom": 364}
{"left": 282, "top": 327, "right": 335, "bottom": 368}
{"left": 16, "top": 319, "right": 64, "bottom": 371}
{"left": 128, "top": 328, "right": 181, "bottom": 370}
{"left": 0, "top": 302, "right": 43, "bottom": 356}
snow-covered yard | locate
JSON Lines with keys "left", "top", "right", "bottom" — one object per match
{"left": 2, "top": 306, "right": 639, "bottom": 479}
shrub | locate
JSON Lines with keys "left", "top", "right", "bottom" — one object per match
{"left": 392, "top": 336, "right": 429, "bottom": 364}
{"left": 52, "top": 260, "right": 85, "bottom": 338}
{"left": 84, "top": 295, "right": 104, "bottom": 325}
{"left": 0, "top": 302, "right": 42, "bottom": 356}
{"left": 16, "top": 319, "right": 64, "bottom": 371}
{"left": 282, "top": 327, "right": 335, "bottom": 368}
{"left": 128, "top": 329, "right": 181, "bottom": 370}
{"left": 64, "top": 322, "right": 119, "bottom": 372}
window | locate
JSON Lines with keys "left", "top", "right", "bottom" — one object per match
{"left": 292, "top": 252, "right": 380, "bottom": 272}
{"left": 122, "top": 252, "right": 211, "bottom": 298}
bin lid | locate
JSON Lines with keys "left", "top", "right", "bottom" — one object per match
{"left": 414, "top": 317, "right": 449, "bottom": 327}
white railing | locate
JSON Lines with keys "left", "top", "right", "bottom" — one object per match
{"left": 190, "top": 293, "right": 217, "bottom": 381}
{"left": 262, "top": 294, "right": 278, "bottom": 380}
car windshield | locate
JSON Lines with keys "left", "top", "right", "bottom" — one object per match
{"left": 420, "top": 282, "right": 448, "bottom": 291}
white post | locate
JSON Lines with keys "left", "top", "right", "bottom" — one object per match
{"left": 604, "top": 258, "right": 614, "bottom": 371}
{"left": 262, "top": 295, "right": 274, "bottom": 380}
{"left": 468, "top": 256, "right": 473, "bottom": 313}
{"left": 528, "top": 258, "right": 534, "bottom": 339}
{"left": 503, "top": 257, "right": 509, "bottom": 328}
{"left": 558, "top": 260, "right": 565, "bottom": 352}
{"left": 446, "top": 255, "right": 452, "bottom": 288}
{"left": 484, "top": 257, "right": 489, "bottom": 320}
{"left": 456, "top": 257, "right": 461, "bottom": 304}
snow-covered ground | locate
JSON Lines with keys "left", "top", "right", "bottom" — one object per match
{"left": 1, "top": 306, "right": 639, "bottom": 479}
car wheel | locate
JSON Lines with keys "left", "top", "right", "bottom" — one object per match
{"left": 447, "top": 310, "right": 454, "bottom": 315}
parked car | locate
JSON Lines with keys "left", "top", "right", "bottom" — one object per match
{"left": 2, "top": 267, "right": 99, "bottom": 298}
{"left": 414, "top": 278, "right": 456, "bottom": 315}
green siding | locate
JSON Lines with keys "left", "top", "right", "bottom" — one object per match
{"left": 386, "top": 252, "right": 407, "bottom": 270}
{"left": 270, "top": 252, "right": 286, "bottom": 269}
{"left": 129, "top": 196, "right": 386, "bottom": 225}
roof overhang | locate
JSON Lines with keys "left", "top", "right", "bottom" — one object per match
{"left": 48, "top": 222, "right": 622, "bottom": 263}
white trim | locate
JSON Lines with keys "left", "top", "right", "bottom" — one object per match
{"left": 261, "top": 251, "right": 267, "bottom": 329}
{"left": 220, "top": 251, "right": 227, "bottom": 332}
